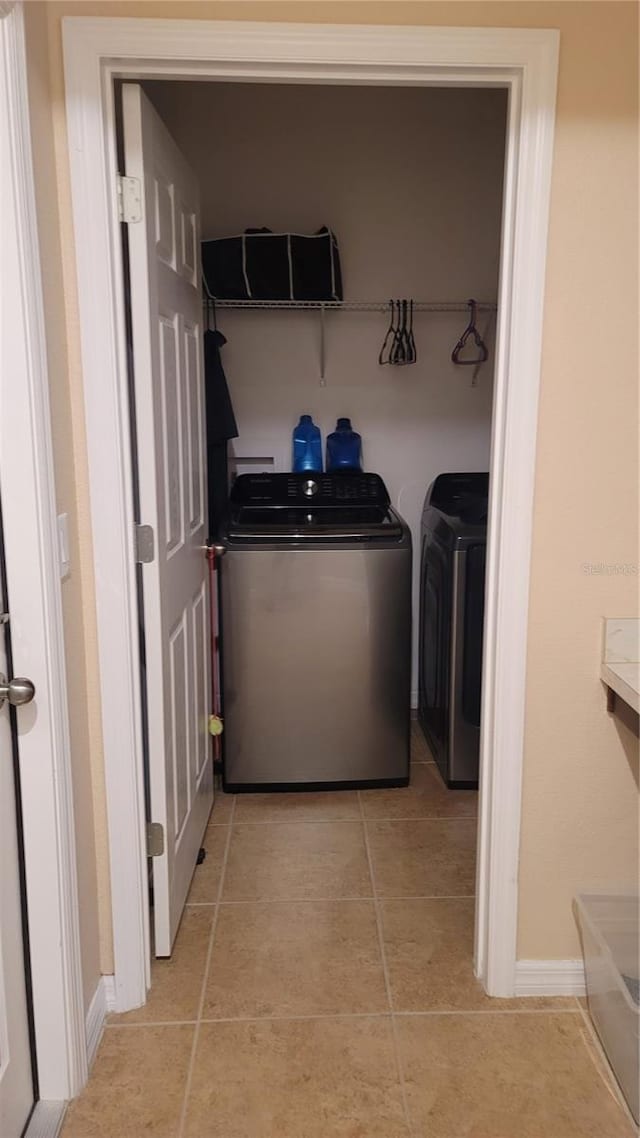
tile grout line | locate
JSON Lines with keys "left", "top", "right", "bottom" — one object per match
{"left": 104, "top": 1006, "right": 584, "bottom": 1031}
{"left": 226, "top": 814, "right": 477, "bottom": 826}
{"left": 105, "top": 1018, "right": 199, "bottom": 1028}
{"left": 388, "top": 1007, "right": 582, "bottom": 1018}
{"left": 358, "top": 790, "right": 414, "bottom": 1138}
{"left": 186, "top": 894, "right": 477, "bottom": 908}
{"left": 176, "top": 794, "right": 237, "bottom": 1138}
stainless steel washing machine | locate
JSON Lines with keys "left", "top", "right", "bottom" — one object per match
{"left": 219, "top": 471, "right": 412, "bottom": 791}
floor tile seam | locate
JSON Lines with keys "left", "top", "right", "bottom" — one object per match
{"left": 357, "top": 791, "right": 391, "bottom": 1007}
{"left": 104, "top": 1012, "right": 394, "bottom": 1029}
{"left": 387, "top": 1012, "right": 416, "bottom": 1138}
{"left": 198, "top": 793, "right": 237, "bottom": 1009}
{"left": 226, "top": 814, "right": 477, "bottom": 825}
{"left": 199, "top": 1011, "right": 394, "bottom": 1024}
{"left": 229, "top": 817, "right": 366, "bottom": 826}
{"left": 391, "top": 1007, "right": 584, "bottom": 1018}
{"left": 366, "top": 817, "right": 478, "bottom": 826}
{"left": 101, "top": 1006, "right": 583, "bottom": 1031}
{"left": 574, "top": 998, "right": 635, "bottom": 1124}
{"left": 361, "top": 813, "right": 478, "bottom": 822}
{"left": 215, "top": 892, "right": 476, "bottom": 903}
{"left": 177, "top": 795, "right": 236, "bottom": 1138}
{"left": 104, "top": 1019, "right": 198, "bottom": 1029}
{"left": 379, "top": 894, "right": 476, "bottom": 901}
{"left": 212, "top": 894, "right": 477, "bottom": 906}
{"left": 358, "top": 791, "right": 414, "bottom": 1138}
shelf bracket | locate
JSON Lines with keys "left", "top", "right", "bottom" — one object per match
{"left": 319, "top": 304, "right": 326, "bottom": 385}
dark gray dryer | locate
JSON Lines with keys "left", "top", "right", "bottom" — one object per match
{"left": 418, "top": 472, "right": 489, "bottom": 788}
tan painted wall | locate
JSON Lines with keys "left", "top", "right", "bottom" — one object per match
{"left": 23, "top": 2, "right": 111, "bottom": 1008}
{"left": 38, "top": 0, "right": 637, "bottom": 969}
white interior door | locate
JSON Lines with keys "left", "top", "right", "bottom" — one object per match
{"left": 0, "top": 514, "right": 34, "bottom": 1136}
{"left": 123, "top": 84, "right": 213, "bottom": 957}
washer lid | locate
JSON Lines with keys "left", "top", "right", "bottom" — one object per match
{"left": 226, "top": 471, "right": 402, "bottom": 539}
{"left": 225, "top": 506, "right": 405, "bottom": 542}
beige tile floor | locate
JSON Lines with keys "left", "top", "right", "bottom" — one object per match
{"left": 61, "top": 723, "right": 635, "bottom": 1137}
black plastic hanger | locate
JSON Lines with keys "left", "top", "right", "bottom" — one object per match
{"left": 451, "top": 299, "right": 489, "bottom": 366}
{"left": 406, "top": 299, "right": 417, "bottom": 364}
{"left": 390, "top": 299, "right": 406, "bottom": 364}
{"left": 378, "top": 299, "right": 397, "bottom": 365}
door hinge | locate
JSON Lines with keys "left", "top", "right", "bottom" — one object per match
{"left": 116, "top": 174, "right": 142, "bottom": 224}
{"left": 146, "top": 822, "right": 164, "bottom": 858}
{"left": 135, "top": 524, "right": 155, "bottom": 564}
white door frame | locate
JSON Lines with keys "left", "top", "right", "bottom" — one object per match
{"left": 0, "top": 0, "right": 86, "bottom": 1113}
{"left": 62, "top": 17, "right": 559, "bottom": 1008}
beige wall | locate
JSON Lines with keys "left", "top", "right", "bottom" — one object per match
{"left": 145, "top": 79, "right": 506, "bottom": 694}
{"left": 36, "top": 0, "right": 637, "bottom": 970}
{"left": 23, "top": 2, "right": 109, "bottom": 1010}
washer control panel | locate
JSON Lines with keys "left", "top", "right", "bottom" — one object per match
{"left": 230, "top": 471, "right": 390, "bottom": 509}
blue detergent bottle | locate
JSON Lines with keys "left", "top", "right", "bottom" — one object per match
{"left": 292, "top": 414, "right": 323, "bottom": 473}
{"left": 326, "top": 418, "right": 362, "bottom": 472}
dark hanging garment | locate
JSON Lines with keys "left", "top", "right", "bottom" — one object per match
{"left": 204, "top": 329, "right": 238, "bottom": 444}
{"left": 203, "top": 329, "right": 238, "bottom": 539}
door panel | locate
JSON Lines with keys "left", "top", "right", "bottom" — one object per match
{"left": 0, "top": 507, "right": 34, "bottom": 1136}
{"left": 123, "top": 84, "right": 213, "bottom": 957}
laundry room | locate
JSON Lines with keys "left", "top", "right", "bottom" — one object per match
{"left": 140, "top": 76, "right": 507, "bottom": 712}
{"left": 13, "top": 6, "right": 640, "bottom": 1134}
{"left": 114, "top": 73, "right": 508, "bottom": 1020}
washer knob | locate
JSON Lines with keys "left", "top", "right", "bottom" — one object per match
{"left": 302, "top": 479, "right": 318, "bottom": 497}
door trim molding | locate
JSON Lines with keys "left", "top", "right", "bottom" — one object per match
{"left": 1, "top": 1, "right": 86, "bottom": 1100}
{"left": 61, "top": 17, "right": 559, "bottom": 1004}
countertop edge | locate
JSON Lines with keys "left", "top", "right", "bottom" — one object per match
{"left": 600, "top": 660, "right": 640, "bottom": 715}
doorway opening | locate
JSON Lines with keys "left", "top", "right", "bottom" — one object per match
{"left": 116, "top": 75, "right": 507, "bottom": 979}
{"left": 62, "top": 18, "right": 560, "bottom": 1013}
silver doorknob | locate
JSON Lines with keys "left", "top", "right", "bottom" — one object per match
{"left": 0, "top": 674, "right": 36, "bottom": 710}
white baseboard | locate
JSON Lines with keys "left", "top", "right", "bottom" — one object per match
{"left": 514, "top": 959, "right": 586, "bottom": 997}
{"left": 85, "top": 975, "right": 116, "bottom": 1071}
{"left": 103, "top": 973, "right": 117, "bottom": 1013}
{"left": 85, "top": 979, "right": 106, "bottom": 1069}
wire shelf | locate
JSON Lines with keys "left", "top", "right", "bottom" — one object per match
{"left": 202, "top": 295, "right": 497, "bottom": 384}
{"left": 206, "top": 298, "right": 497, "bottom": 313}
